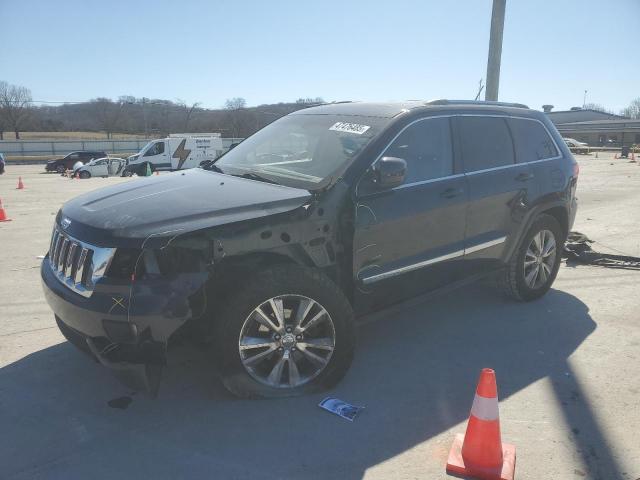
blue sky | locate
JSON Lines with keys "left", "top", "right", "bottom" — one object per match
{"left": 1, "top": 0, "right": 638, "bottom": 112}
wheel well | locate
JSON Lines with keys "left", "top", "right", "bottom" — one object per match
{"left": 207, "top": 252, "right": 297, "bottom": 295}
{"left": 541, "top": 206, "right": 569, "bottom": 238}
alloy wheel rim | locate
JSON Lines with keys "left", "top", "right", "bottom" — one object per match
{"left": 238, "top": 295, "right": 336, "bottom": 389}
{"left": 524, "top": 229, "right": 557, "bottom": 289}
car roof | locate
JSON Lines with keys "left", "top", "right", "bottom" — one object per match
{"left": 291, "top": 100, "right": 536, "bottom": 119}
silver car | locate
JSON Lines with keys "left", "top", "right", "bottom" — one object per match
{"left": 74, "top": 157, "right": 126, "bottom": 179}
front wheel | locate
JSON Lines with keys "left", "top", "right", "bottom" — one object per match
{"left": 217, "top": 265, "right": 355, "bottom": 398}
{"left": 79, "top": 171, "right": 91, "bottom": 179}
{"left": 56, "top": 165, "right": 66, "bottom": 174}
{"left": 499, "top": 214, "right": 564, "bottom": 301}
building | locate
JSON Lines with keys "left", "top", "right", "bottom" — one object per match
{"left": 544, "top": 107, "right": 640, "bottom": 147}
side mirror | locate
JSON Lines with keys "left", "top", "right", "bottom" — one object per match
{"left": 373, "top": 156, "right": 407, "bottom": 189}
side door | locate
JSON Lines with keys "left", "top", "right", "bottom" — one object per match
{"left": 174, "top": 138, "right": 198, "bottom": 169}
{"left": 142, "top": 141, "right": 170, "bottom": 169}
{"left": 507, "top": 117, "right": 561, "bottom": 206}
{"left": 353, "top": 116, "right": 468, "bottom": 310}
{"left": 456, "top": 115, "right": 534, "bottom": 271}
{"left": 91, "top": 159, "right": 109, "bottom": 177}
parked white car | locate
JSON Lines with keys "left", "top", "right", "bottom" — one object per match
{"left": 73, "top": 157, "right": 126, "bottom": 179}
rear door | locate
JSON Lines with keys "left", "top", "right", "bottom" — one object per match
{"left": 507, "top": 117, "right": 562, "bottom": 205}
{"left": 456, "top": 115, "right": 533, "bottom": 270}
{"left": 353, "top": 116, "right": 468, "bottom": 309}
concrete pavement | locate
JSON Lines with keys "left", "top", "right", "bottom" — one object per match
{"left": 1, "top": 154, "right": 639, "bottom": 479}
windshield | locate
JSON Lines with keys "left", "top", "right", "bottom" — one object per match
{"left": 213, "top": 114, "right": 388, "bottom": 188}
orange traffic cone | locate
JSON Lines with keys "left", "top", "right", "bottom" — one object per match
{"left": 614, "top": 153, "right": 618, "bottom": 159}
{"left": 0, "top": 198, "right": 11, "bottom": 222}
{"left": 16, "top": 177, "right": 24, "bottom": 189}
{"left": 446, "top": 369, "right": 516, "bottom": 480}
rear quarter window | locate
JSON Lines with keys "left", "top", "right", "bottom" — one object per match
{"left": 509, "top": 118, "right": 559, "bottom": 162}
{"left": 458, "top": 116, "right": 515, "bottom": 172}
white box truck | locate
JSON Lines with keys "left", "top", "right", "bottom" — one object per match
{"left": 124, "top": 133, "right": 223, "bottom": 176}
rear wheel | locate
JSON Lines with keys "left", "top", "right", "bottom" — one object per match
{"left": 217, "top": 264, "right": 355, "bottom": 398}
{"left": 499, "top": 214, "right": 564, "bottom": 301}
{"left": 56, "top": 165, "right": 65, "bottom": 174}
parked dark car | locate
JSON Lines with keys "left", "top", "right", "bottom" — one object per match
{"left": 41, "top": 100, "right": 578, "bottom": 397}
{"left": 0, "top": 152, "right": 5, "bottom": 174}
{"left": 45, "top": 151, "right": 107, "bottom": 173}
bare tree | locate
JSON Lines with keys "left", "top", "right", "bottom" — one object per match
{"left": 176, "top": 99, "right": 201, "bottom": 131}
{"left": 0, "top": 81, "right": 33, "bottom": 139}
{"left": 89, "top": 97, "right": 124, "bottom": 139}
{"left": 225, "top": 97, "right": 247, "bottom": 110}
{"left": 224, "top": 97, "right": 250, "bottom": 137}
{"left": 583, "top": 103, "right": 614, "bottom": 114}
{"left": 622, "top": 98, "right": 640, "bottom": 119}
{"left": 0, "top": 102, "right": 6, "bottom": 140}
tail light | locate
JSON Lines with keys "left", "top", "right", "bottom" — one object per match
{"left": 573, "top": 162, "right": 580, "bottom": 177}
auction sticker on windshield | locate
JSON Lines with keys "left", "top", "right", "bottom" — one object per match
{"left": 329, "top": 122, "right": 371, "bottom": 135}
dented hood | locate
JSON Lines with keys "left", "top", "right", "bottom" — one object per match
{"left": 60, "top": 168, "right": 311, "bottom": 246}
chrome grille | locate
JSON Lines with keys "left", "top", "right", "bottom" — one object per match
{"left": 48, "top": 225, "right": 115, "bottom": 298}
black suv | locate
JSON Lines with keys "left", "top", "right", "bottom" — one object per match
{"left": 45, "top": 151, "right": 107, "bottom": 173}
{"left": 41, "top": 100, "right": 578, "bottom": 397}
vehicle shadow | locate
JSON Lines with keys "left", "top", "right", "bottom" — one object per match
{"left": 0, "top": 283, "right": 619, "bottom": 479}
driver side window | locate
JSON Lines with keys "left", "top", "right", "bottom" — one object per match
{"left": 144, "top": 142, "right": 165, "bottom": 156}
{"left": 384, "top": 117, "right": 453, "bottom": 185}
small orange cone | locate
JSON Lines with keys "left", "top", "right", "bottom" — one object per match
{"left": 614, "top": 153, "right": 618, "bottom": 159}
{"left": 16, "top": 177, "right": 25, "bottom": 189}
{"left": 0, "top": 198, "right": 12, "bottom": 222}
{"left": 446, "top": 368, "right": 516, "bottom": 480}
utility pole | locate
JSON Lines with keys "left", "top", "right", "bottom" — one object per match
{"left": 485, "top": 0, "right": 507, "bottom": 101}
{"left": 583, "top": 90, "right": 587, "bottom": 108}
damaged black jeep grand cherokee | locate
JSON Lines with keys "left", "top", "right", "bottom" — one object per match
{"left": 41, "top": 100, "right": 578, "bottom": 397}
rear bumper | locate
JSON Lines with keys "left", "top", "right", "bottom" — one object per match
{"left": 41, "top": 256, "right": 208, "bottom": 395}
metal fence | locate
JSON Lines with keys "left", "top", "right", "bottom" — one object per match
{"left": 0, "top": 138, "right": 244, "bottom": 157}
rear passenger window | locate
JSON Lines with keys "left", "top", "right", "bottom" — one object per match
{"left": 383, "top": 117, "right": 453, "bottom": 184}
{"left": 509, "top": 118, "right": 558, "bottom": 162}
{"left": 458, "top": 116, "right": 514, "bottom": 172}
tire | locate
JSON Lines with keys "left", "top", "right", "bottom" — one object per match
{"left": 122, "top": 169, "right": 133, "bottom": 177}
{"left": 79, "top": 171, "right": 91, "bottom": 179}
{"left": 499, "top": 214, "right": 564, "bottom": 301}
{"left": 216, "top": 264, "right": 355, "bottom": 398}
{"left": 56, "top": 165, "right": 66, "bottom": 174}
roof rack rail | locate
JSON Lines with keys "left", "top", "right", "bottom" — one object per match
{"left": 425, "top": 99, "right": 529, "bottom": 109}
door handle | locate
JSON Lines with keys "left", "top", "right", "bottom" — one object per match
{"left": 440, "top": 187, "right": 463, "bottom": 198}
{"left": 515, "top": 172, "right": 534, "bottom": 182}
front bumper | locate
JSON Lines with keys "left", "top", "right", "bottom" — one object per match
{"left": 41, "top": 256, "right": 208, "bottom": 395}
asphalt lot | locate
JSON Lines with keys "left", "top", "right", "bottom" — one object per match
{"left": 1, "top": 154, "right": 639, "bottom": 480}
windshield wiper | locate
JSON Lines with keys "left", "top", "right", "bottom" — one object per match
{"left": 237, "top": 171, "right": 280, "bottom": 185}
{"left": 204, "top": 162, "right": 225, "bottom": 173}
